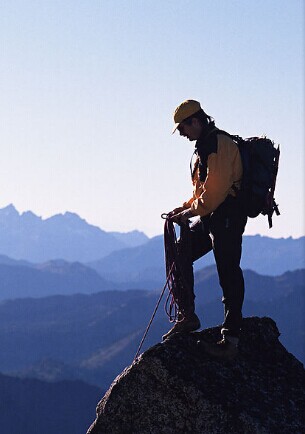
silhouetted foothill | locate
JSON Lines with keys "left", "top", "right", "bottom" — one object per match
{"left": 87, "top": 317, "right": 305, "bottom": 434}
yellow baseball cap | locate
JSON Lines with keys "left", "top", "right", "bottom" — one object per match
{"left": 172, "top": 99, "right": 202, "bottom": 134}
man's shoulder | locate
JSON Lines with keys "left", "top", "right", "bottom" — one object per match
{"left": 196, "top": 128, "right": 218, "bottom": 155}
{"left": 214, "top": 129, "right": 239, "bottom": 147}
{"left": 214, "top": 129, "right": 233, "bottom": 140}
{"left": 196, "top": 128, "right": 237, "bottom": 158}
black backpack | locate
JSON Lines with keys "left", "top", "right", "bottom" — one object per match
{"left": 230, "top": 134, "right": 280, "bottom": 228}
{"left": 193, "top": 129, "right": 280, "bottom": 228}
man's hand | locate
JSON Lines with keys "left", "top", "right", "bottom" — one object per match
{"left": 170, "top": 208, "right": 194, "bottom": 224}
{"left": 168, "top": 207, "right": 185, "bottom": 218}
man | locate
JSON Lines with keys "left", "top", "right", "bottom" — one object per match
{"left": 163, "top": 99, "right": 247, "bottom": 359}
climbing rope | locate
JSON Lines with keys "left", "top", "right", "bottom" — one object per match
{"left": 163, "top": 215, "right": 192, "bottom": 323}
{"left": 133, "top": 214, "right": 191, "bottom": 362}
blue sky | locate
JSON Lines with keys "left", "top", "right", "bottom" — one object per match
{"left": 0, "top": 0, "right": 303, "bottom": 237}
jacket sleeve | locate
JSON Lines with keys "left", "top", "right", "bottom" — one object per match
{"left": 190, "top": 136, "right": 242, "bottom": 216}
{"left": 182, "top": 197, "right": 194, "bottom": 209}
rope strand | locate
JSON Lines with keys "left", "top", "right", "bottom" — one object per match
{"left": 133, "top": 215, "right": 191, "bottom": 362}
{"left": 133, "top": 263, "right": 174, "bottom": 362}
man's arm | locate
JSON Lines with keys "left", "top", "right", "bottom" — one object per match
{"left": 191, "top": 136, "right": 242, "bottom": 217}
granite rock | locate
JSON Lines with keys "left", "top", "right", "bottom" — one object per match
{"left": 87, "top": 317, "right": 305, "bottom": 434}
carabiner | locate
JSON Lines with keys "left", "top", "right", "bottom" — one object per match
{"left": 161, "top": 213, "right": 169, "bottom": 220}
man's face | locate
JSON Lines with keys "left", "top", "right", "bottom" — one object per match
{"left": 178, "top": 118, "right": 202, "bottom": 141}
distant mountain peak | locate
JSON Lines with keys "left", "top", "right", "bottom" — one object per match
{"left": 109, "top": 230, "right": 149, "bottom": 248}
{"left": 0, "top": 203, "right": 19, "bottom": 217}
{"left": 47, "top": 212, "right": 79, "bottom": 221}
{"left": 0, "top": 204, "right": 131, "bottom": 262}
{"left": 21, "top": 210, "right": 42, "bottom": 222}
{"left": 63, "top": 211, "right": 85, "bottom": 220}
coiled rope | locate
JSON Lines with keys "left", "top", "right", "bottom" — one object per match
{"left": 133, "top": 214, "right": 191, "bottom": 361}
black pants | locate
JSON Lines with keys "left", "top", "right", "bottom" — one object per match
{"left": 177, "top": 196, "right": 247, "bottom": 338}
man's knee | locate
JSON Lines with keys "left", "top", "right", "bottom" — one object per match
{"left": 190, "top": 219, "right": 212, "bottom": 261}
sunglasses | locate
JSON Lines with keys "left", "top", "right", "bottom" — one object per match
{"left": 178, "top": 118, "right": 193, "bottom": 133}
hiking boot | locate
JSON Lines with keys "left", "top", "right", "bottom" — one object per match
{"left": 198, "top": 338, "right": 238, "bottom": 360}
{"left": 162, "top": 314, "right": 201, "bottom": 341}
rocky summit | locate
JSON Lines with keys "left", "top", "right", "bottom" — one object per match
{"left": 87, "top": 317, "right": 305, "bottom": 434}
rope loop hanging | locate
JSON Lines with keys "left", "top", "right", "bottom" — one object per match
{"left": 163, "top": 215, "right": 192, "bottom": 323}
{"left": 133, "top": 214, "right": 192, "bottom": 361}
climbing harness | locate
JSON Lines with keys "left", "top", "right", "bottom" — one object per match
{"left": 133, "top": 213, "right": 192, "bottom": 362}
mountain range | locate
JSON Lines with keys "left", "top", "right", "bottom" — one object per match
{"left": 89, "top": 233, "right": 305, "bottom": 284}
{"left": 0, "top": 204, "right": 303, "bottom": 433}
{"left": 1, "top": 249, "right": 304, "bottom": 302}
{"left": 0, "top": 373, "right": 102, "bottom": 434}
{"left": 0, "top": 205, "right": 305, "bottom": 276}
{"left": 0, "top": 204, "right": 304, "bottom": 299}
{"left": 0, "top": 268, "right": 303, "bottom": 391}
{"left": 0, "top": 204, "right": 148, "bottom": 262}
{"left": 0, "top": 256, "right": 117, "bottom": 300}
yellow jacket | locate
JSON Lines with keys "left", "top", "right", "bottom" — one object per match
{"left": 183, "top": 131, "right": 243, "bottom": 217}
